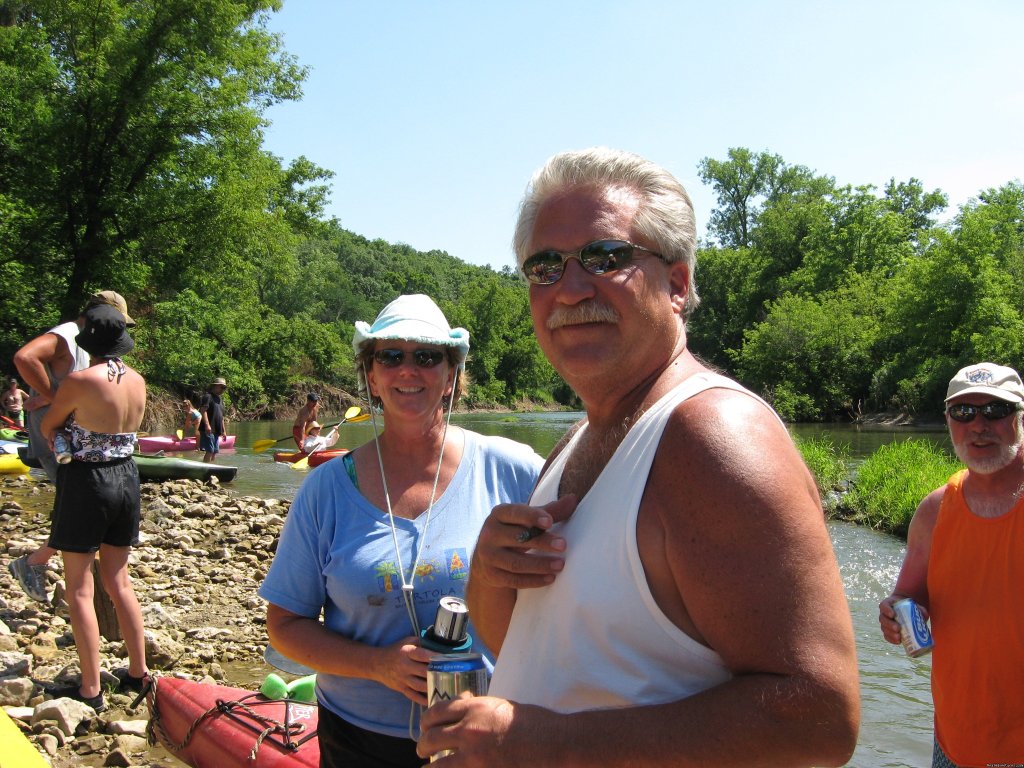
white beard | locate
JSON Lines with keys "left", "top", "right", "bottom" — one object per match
{"left": 953, "top": 416, "right": 1024, "bottom": 474}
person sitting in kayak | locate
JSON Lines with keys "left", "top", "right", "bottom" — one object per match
{"left": 301, "top": 420, "right": 339, "bottom": 455}
{"left": 182, "top": 399, "right": 201, "bottom": 440}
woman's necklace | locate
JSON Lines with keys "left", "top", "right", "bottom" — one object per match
{"left": 366, "top": 366, "right": 459, "bottom": 636}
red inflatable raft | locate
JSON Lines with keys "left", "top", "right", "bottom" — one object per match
{"left": 145, "top": 676, "right": 319, "bottom": 767}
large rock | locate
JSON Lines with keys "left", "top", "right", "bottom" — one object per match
{"left": 0, "top": 675, "right": 36, "bottom": 705}
{"left": 31, "top": 697, "right": 99, "bottom": 736}
{"left": 0, "top": 650, "right": 32, "bottom": 676}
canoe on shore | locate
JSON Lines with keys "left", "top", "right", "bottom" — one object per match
{"left": 134, "top": 454, "right": 238, "bottom": 483}
{"left": 272, "top": 449, "right": 349, "bottom": 467}
{"left": 146, "top": 675, "right": 319, "bottom": 768}
{"left": 137, "top": 434, "right": 236, "bottom": 453}
{"left": 15, "top": 448, "right": 237, "bottom": 483}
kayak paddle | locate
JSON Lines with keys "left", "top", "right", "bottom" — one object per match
{"left": 252, "top": 405, "right": 362, "bottom": 453}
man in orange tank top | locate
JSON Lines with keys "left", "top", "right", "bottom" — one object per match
{"left": 879, "top": 362, "right": 1024, "bottom": 768}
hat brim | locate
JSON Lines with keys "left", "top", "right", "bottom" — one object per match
{"left": 945, "top": 386, "right": 1023, "bottom": 404}
{"left": 352, "top": 320, "right": 470, "bottom": 365}
{"left": 76, "top": 332, "right": 135, "bottom": 358}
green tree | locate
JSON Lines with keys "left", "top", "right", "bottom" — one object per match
{"left": 0, "top": 0, "right": 310, "bottom": 320}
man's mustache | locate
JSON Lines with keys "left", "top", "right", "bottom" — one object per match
{"left": 547, "top": 302, "right": 620, "bottom": 329}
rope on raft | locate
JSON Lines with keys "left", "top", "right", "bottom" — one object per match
{"left": 145, "top": 675, "right": 314, "bottom": 762}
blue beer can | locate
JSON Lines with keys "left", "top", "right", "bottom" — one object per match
{"left": 894, "top": 597, "right": 933, "bottom": 657}
{"left": 426, "top": 652, "right": 489, "bottom": 761}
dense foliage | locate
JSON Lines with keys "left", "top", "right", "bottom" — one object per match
{"left": 692, "top": 149, "right": 1024, "bottom": 420}
{"left": 2, "top": 4, "right": 1021, "bottom": 418}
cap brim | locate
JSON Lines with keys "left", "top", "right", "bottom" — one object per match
{"left": 945, "top": 386, "right": 1023, "bottom": 404}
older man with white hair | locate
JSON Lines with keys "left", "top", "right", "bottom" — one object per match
{"left": 879, "top": 362, "right": 1024, "bottom": 767}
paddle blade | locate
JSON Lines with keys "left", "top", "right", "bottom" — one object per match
{"left": 343, "top": 405, "right": 361, "bottom": 420}
{"left": 175, "top": 429, "right": 183, "bottom": 440}
{"left": 252, "top": 439, "right": 278, "bottom": 453}
{"left": 290, "top": 455, "right": 310, "bottom": 470}
{"left": 348, "top": 413, "right": 371, "bottom": 423}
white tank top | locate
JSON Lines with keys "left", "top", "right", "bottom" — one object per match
{"left": 489, "top": 373, "right": 780, "bottom": 711}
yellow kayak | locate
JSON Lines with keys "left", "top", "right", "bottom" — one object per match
{"left": 0, "top": 707, "right": 49, "bottom": 767}
{"left": 0, "top": 453, "right": 29, "bottom": 475}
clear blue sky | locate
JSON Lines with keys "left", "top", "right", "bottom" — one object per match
{"left": 261, "top": 1, "right": 1023, "bottom": 269}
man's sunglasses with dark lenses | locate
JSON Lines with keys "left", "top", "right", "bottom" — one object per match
{"left": 946, "top": 401, "right": 1022, "bottom": 423}
{"left": 521, "top": 239, "right": 665, "bottom": 285}
{"left": 373, "top": 348, "right": 446, "bottom": 368}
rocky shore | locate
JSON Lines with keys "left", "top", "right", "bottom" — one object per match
{"left": 1, "top": 471, "right": 291, "bottom": 767}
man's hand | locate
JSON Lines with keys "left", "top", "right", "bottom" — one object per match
{"left": 878, "top": 595, "right": 929, "bottom": 646}
{"left": 418, "top": 695, "right": 553, "bottom": 766}
{"left": 23, "top": 393, "right": 51, "bottom": 412}
{"left": 471, "top": 495, "right": 576, "bottom": 591}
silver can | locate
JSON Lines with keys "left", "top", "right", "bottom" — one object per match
{"left": 426, "top": 652, "right": 489, "bottom": 761}
{"left": 893, "top": 597, "right": 933, "bottom": 657}
{"left": 53, "top": 432, "right": 72, "bottom": 464}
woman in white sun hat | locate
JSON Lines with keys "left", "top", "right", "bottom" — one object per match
{"left": 260, "top": 294, "right": 543, "bottom": 768}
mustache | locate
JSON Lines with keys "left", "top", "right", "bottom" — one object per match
{"left": 547, "top": 302, "right": 620, "bottom": 330}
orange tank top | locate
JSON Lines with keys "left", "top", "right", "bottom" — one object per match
{"left": 928, "top": 469, "right": 1024, "bottom": 766}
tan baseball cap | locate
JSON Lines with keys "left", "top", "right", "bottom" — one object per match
{"left": 86, "top": 290, "right": 135, "bottom": 327}
{"left": 945, "top": 363, "right": 1024, "bottom": 404}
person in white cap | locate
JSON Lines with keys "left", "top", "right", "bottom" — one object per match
{"left": 879, "top": 362, "right": 1024, "bottom": 767}
{"left": 259, "top": 294, "right": 543, "bottom": 768}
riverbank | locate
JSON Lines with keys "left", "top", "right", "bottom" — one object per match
{"left": 1, "top": 472, "right": 289, "bottom": 767}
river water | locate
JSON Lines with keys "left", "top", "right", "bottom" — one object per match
{"left": 169, "top": 413, "right": 949, "bottom": 767}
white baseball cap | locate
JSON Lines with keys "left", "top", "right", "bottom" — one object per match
{"left": 945, "top": 363, "right": 1024, "bottom": 404}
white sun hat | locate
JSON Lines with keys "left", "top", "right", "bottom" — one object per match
{"left": 352, "top": 294, "right": 470, "bottom": 364}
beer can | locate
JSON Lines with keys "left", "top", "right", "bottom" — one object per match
{"left": 893, "top": 597, "right": 933, "bottom": 657}
{"left": 53, "top": 433, "right": 72, "bottom": 464}
{"left": 426, "top": 652, "right": 488, "bottom": 761}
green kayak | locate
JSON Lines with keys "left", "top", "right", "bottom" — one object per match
{"left": 133, "top": 453, "right": 238, "bottom": 482}
{"left": 16, "top": 447, "right": 237, "bottom": 483}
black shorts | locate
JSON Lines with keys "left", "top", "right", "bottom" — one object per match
{"left": 48, "top": 457, "right": 141, "bottom": 553}
{"left": 317, "top": 703, "right": 424, "bottom": 768}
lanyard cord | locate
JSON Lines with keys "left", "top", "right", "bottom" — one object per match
{"left": 363, "top": 361, "right": 460, "bottom": 637}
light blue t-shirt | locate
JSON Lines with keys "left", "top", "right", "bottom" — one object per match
{"left": 258, "top": 429, "right": 542, "bottom": 738}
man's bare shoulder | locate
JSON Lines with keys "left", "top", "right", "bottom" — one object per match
{"left": 662, "top": 384, "right": 800, "bottom": 471}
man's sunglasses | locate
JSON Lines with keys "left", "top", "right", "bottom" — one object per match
{"left": 373, "top": 348, "right": 446, "bottom": 368}
{"left": 521, "top": 239, "right": 665, "bottom": 285}
{"left": 946, "top": 401, "right": 1022, "bottom": 423}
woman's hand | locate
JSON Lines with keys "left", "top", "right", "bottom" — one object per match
{"left": 372, "top": 636, "right": 434, "bottom": 705}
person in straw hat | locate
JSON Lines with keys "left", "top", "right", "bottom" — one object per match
{"left": 198, "top": 377, "right": 228, "bottom": 463}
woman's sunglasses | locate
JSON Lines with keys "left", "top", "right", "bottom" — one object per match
{"left": 521, "top": 239, "right": 665, "bottom": 285}
{"left": 373, "top": 348, "right": 446, "bottom": 368}
{"left": 946, "top": 401, "right": 1022, "bottom": 423}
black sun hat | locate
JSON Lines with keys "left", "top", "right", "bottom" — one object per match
{"left": 76, "top": 304, "right": 135, "bottom": 358}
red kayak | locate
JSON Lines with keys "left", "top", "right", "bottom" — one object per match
{"left": 145, "top": 676, "right": 319, "bottom": 767}
{"left": 272, "top": 449, "right": 348, "bottom": 467}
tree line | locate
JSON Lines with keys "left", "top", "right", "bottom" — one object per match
{"left": 2, "top": 3, "right": 1021, "bottom": 419}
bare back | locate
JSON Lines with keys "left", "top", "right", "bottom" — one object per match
{"left": 41, "top": 360, "right": 146, "bottom": 436}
